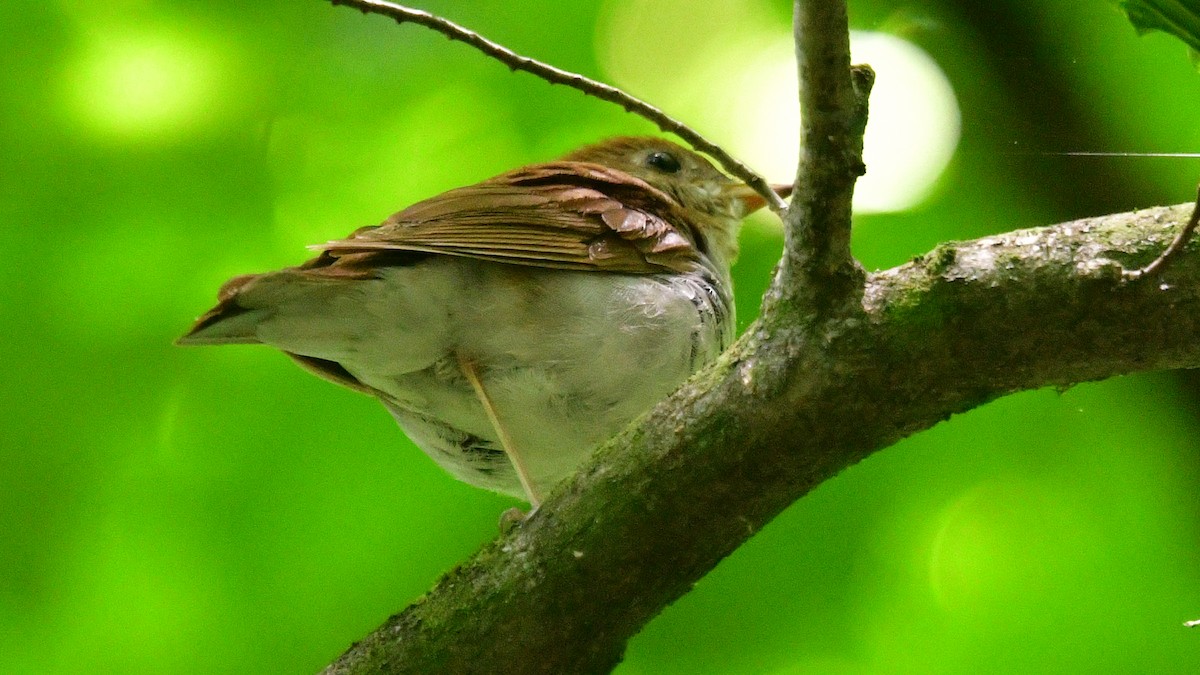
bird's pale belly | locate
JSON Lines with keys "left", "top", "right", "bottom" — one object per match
{"left": 334, "top": 260, "right": 732, "bottom": 498}
{"left": 378, "top": 357, "right": 675, "bottom": 498}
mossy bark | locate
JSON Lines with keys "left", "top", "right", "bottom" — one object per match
{"left": 324, "top": 204, "right": 1200, "bottom": 674}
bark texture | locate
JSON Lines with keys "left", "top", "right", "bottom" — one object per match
{"left": 324, "top": 203, "right": 1200, "bottom": 674}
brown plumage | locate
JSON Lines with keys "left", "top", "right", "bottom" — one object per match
{"left": 312, "top": 137, "right": 744, "bottom": 274}
{"left": 179, "top": 137, "right": 789, "bottom": 505}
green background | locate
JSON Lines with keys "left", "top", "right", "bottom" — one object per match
{"left": 2, "top": 0, "right": 1198, "bottom": 672}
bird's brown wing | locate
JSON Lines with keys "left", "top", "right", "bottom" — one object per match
{"left": 313, "top": 162, "right": 699, "bottom": 274}
{"left": 178, "top": 162, "right": 699, "bottom": 354}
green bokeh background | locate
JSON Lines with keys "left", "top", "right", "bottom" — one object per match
{"left": 3, "top": 0, "right": 1199, "bottom": 673}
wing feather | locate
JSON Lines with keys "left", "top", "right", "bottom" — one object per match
{"left": 314, "top": 161, "right": 700, "bottom": 274}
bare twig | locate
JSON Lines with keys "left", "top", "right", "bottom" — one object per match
{"left": 1123, "top": 184, "right": 1200, "bottom": 280}
{"left": 327, "top": 0, "right": 788, "bottom": 214}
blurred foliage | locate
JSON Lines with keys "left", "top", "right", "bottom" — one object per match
{"left": 1116, "top": 0, "right": 1200, "bottom": 60}
{"left": 2, "top": 0, "right": 1198, "bottom": 673}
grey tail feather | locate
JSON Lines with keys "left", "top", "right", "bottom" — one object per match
{"left": 176, "top": 301, "right": 265, "bottom": 346}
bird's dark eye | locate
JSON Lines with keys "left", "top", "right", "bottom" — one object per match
{"left": 645, "top": 151, "right": 681, "bottom": 174}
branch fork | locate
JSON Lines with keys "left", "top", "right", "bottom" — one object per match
{"left": 314, "top": 1, "right": 1199, "bottom": 673}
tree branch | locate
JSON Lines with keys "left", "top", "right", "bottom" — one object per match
{"left": 326, "top": 0, "right": 787, "bottom": 214}
{"left": 770, "top": 1, "right": 870, "bottom": 315}
{"left": 324, "top": 203, "right": 1200, "bottom": 674}
{"left": 317, "top": 0, "right": 1200, "bottom": 672}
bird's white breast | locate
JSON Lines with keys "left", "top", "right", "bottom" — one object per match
{"left": 256, "top": 257, "right": 731, "bottom": 498}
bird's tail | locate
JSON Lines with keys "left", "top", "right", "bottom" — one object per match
{"left": 176, "top": 274, "right": 265, "bottom": 345}
{"left": 176, "top": 267, "right": 379, "bottom": 360}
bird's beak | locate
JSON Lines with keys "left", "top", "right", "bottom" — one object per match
{"left": 722, "top": 182, "right": 794, "bottom": 216}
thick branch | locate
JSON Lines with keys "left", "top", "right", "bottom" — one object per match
{"left": 327, "top": 0, "right": 786, "bottom": 213}
{"left": 325, "top": 204, "right": 1200, "bottom": 674}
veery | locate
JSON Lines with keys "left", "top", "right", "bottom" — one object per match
{"left": 179, "top": 137, "right": 788, "bottom": 506}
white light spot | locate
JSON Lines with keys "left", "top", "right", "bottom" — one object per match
{"left": 597, "top": 0, "right": 960, "bottom": 213}
{"left": 724, "top": 33, "right": 960, "bottom": 213}
{"left": 65, "top": 29, "right": 219, "bottom": 141}
{"left": 851, "top": 32, "right": 961, "bottom": 212}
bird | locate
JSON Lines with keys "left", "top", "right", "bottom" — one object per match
{"left": 178, "top": 136, "right": 789, "bottom": 507}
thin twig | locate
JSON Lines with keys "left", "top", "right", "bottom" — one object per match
{"left": 1123, "top": 184, "right": 1200, "bottom": 280}
{"left": 327, "top": 0, "right": 789, "bottom": 214}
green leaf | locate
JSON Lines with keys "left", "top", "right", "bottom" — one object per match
{"left": 1115, "top": 0, "right": 1200, "bottom": 57}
